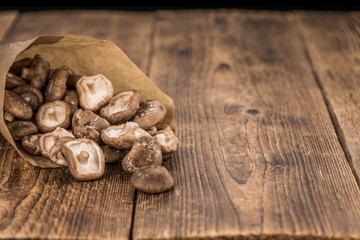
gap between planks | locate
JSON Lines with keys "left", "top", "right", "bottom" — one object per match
{"left": 294, "top": 11, "right": 360, "bottom": 190}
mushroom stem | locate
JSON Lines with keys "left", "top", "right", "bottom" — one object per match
{"left": 21, "top": 68, "right": 35, "bottom": 80}
{"left": 78, "top": 151, "right": 90, "bottom": 164}
{"left": 4, "top": 112, "right": 14, "bottom": 122}
{"left": 86, "top": 82, "right": 96, "bottom": 94}
{"left": 48, "top": 108, "right": 58, "bottom": 122}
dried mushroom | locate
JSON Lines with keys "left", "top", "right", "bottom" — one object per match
{"left": 62, "top": 90, "right": 79, "bottom": 114}
{"left": 21, "top": 54, "right": 50, "bottom": 89}
{"left": 72, "top": 109, "right": 110, "bottom": 144}
{"left": 153, "top": 125, "right": 179, "bottom": 154}
{"left": 61, "top": 138, "right": 105, "bottom": 181}
{"left": 36, "top": 100, "right": 72, "bottom": 132}
{"left": 5, "top": 72, "right": 26, "bottom": 90}
{"left": 4, "top": 90, "right": 33, "bottom": 120}
{"left": 21, "top": 133, "right": 43, "bottom": 156}
{"left": 48, "top": 136, "right": 74, "bottom": 166}
{"left": 121, "top": 135, "right": 162, "bottom": 173}
{"left": 132, "top": 100, "right": 166, "bottom": 130}
{"left": 76, "top": 74, "right": 113, "bottom": 111}
{"left": 7, "top": 120, "right": 38, "bottom": 140}
{"left": 101, "top": 145, "right": 129, "bottom": 163}
{"left": 45, "top": 66, "right": 73, "bottom": 102}
{"left": 100, "top": 90, "right": 140, "bottom": 125}
{"left": 39, "top": 127, "right": 75, "bottom": 158}
{"left": 9, "top": 57, "right": 32, "bottom": 76}
{"left": 130, "top": 165, "right": 174, "bottom": 194}
{"left": 101, "top": 122, "right": 151, "bottom": 149}
{"left": 13, "top": 84, "right": 44, "bottom": 111}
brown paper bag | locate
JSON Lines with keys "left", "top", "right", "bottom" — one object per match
{"left": 0, "top": 35, "right": 176, "bottom": 168}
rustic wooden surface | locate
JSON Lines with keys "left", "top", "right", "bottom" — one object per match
{"left": 1, "top": 9, "right": 360, "bottom": 240}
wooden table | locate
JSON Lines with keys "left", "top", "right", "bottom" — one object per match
{"left": 1, "top": 9, "right": 360, "bottom": 240}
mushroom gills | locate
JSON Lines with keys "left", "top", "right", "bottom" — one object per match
{"left": 67, "top": 141, "right": 102, "bottom": 173}
{"left": 78, "top": 75, "right": 112, "bottom": 110}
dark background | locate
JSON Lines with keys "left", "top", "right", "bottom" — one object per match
{"left": 1, "top": 3, "right": 360, "bottom": 12}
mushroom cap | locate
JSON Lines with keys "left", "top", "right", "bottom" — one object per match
{"left": 101, "top": 145, "right": 129, "bottom": 163}
{"left": 21, "top": 54, "right": 50, "bottom": 89}
{"left": 130, "top": 165, "right": 174, "bottom": 194}
{"left": 101, "top": 122, "right": 151, "bottom": 149}
{"left": 121, "top": 135, "right": 162, "bottom": 173}
{"left": 153, "top": 125, "right": 179, "bottom": 154}
{"left": 3, "top": 90, "right": 33, "bottom": 120}
{"left": 39, "top": 127, "right": 75, "bottom": 157}
{"left": 61, "top": 138, "right": 105, "bottom": 181}
{"left": 62, "top": 90, "right": 79, "bottom": 114}
{"left": 72, "top": 109, "right": 110, "bottom": 144}
{"left": 36, "top": 100, "right": 72, "bottom": 132}
{"left": 99, "top": 90, "right": 140, "bottom": 125}
{"left": 132, "top": 100, "right": 167, "bottom": 130}
{"left": 21, "top": 133, "right": 43, "bottom": 156}
{"left": 7, "top": 120, "right": 38, "bottom": 140}
{"left": 5, "top": 72, "right": 26, "bottom": 90}
{"left": 49, "top": 136, "right": 74, "bottom": 166}
{"left": 13, "top": 84, "right": 44, "bottom": 111}
{"left": 45, "top": 66, "right": 73, "bottom": 102}
{"left": 76, "top": 74, "right": 114, "bottom": 111}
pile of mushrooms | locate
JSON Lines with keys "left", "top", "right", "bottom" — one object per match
{"left": 4, "top": 54, "right": 178, "bottom": 194}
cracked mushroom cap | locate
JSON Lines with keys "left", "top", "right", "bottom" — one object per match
{"left": 153, "top": 125, "right": 179, "bottom": 154}
{"left": 21, "top": 133, "right": 43, "bottom": 156}
{"left": 36, "top": 100, "right": 72, "bottom": 132}
{"left": 4, "top": 90, "right": 33, "bottom": 120}
{"left": 130, "top": 165, "right": 174, "bottom": 194}
{"left": 72, "top": 109, "right": 110, "bottom": 144}
{"left": 13, "top": 84, "right": 44, "bottom": 111}
{"left": 61, "top": 138, "right": 105, "bottom": 181}
{"left": 132, "top": 100, "right": 166, "bottom": 130}
{"left": 99, "top": 90, "right": 140, "bottom": 125}
{"left": 45, "top": 66, "right": 73, "bottom": 102}
{"left": 7, "top": 120, "right": 38, "bottom": 140}
{"left": 121, "top": 135, "right": 162, "bottom": 173}
{"left": 38, "top": 127, "right": 75, "bottom": 158}
{"left": 76, "top": 74, "right": 114, "bottom": 111}
{"left": 101, "top": 122, "right": 151, "bottom": 149}
{"left": 21, "top": 54, "right": 50, "bottom": 89}
{"left": 5, "top": 72, "right": 26, "bottom": 90}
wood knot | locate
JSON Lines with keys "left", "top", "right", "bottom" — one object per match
{"left": 245, "top": 109, "right": 259, "bottom": 115}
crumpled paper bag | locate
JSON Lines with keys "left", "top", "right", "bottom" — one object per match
{"left": 0, "top": 35, "right": 176, "bottom": 168}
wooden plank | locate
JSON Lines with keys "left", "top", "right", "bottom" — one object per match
{"left": 296, "top": 11, "right": 360, "bottom": 183}
{"left": 0, "top": 10, "right": 154, "bottom": 239}
{"left": 0, "top": 11, "right": 18, "bottom": 42}
{"left": 132, "top": 10, "right": 360, "bottom": 239}
{"left": 2, "top": 10, "right": 152, "bottom": 71}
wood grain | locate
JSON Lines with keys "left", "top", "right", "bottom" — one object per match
{"left": 132, "top": 10, "right": 360, "bottom": 239}
{"left": 0, "top": 11, "right": 17, "bottom": 42}
{"left": 0, "top": 10, "right": 154, "bottom": 239}
{"left": 2, "top": 10, "right": 153, "bottom": 72}
{"left": 296, "top": 11, "right": 360, "bottom": 183}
